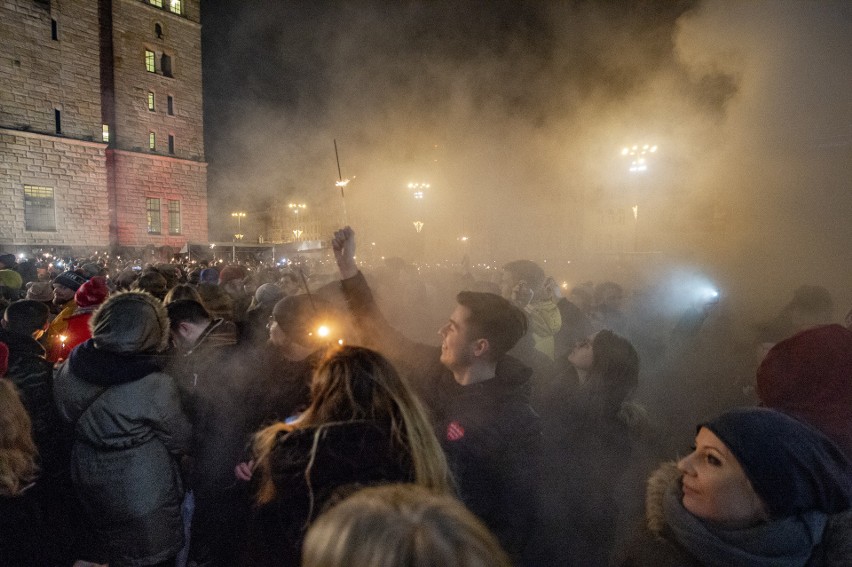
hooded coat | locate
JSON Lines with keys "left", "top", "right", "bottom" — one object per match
{"left": 53, "top": 291, "right": 192, "bottom": 567}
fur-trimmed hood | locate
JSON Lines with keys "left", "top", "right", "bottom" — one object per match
{"left": 645, "top": 461, "right": 680, "bottom": 537}
{"left": 88, "top": 290, "right": 170, "bottom": 353}
{"left": 640, "top": 462, "right": 852, "bottom": 567}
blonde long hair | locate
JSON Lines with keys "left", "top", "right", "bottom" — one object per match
{"left": 0, "top": 379, "right": 38, "bottom": 496}
{"left": 253, "top": 346, "right": 452, "bottom": 504}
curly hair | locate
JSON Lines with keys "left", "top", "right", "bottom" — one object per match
{"left": 0, "top": 379, "right": 38, "bottom": 496}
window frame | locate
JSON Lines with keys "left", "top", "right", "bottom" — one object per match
{"left": 149, "top": 132, "right": 156, "bottom": 151}
{"left": 148, "top": 91, "right": 156, "bottom": 112}
{"left": 146, "top": 197, "right": 162, "bottom": 234}
{"left": 160, "top": 53, "right": 173, "bottom": 78}
{"left": 145, "top": 49, "right": 156, "bottom": 73}
{"left": 24, "top": 185, "right": 57, "bottom": 232}
{"left": 168, "top": 200, "right": 181, "bottom": 235}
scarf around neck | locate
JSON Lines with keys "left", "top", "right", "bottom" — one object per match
{"left": 663, "top": 476, "right": 827, "bottom": 567}
{"left": 68, "top": 339, "right": 165, "bottom": 386}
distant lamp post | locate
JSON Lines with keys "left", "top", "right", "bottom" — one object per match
{"left": 231, "top": 211, "right": 246, "bottom": 241}
{"left": 621, "top": 144, "right": 658, "bottom": 173}
{"left": 288, "top": 203, "right": 306, "bottom": 241}
{"left": 620, "top": 144, "right": 658, "bottom": 252}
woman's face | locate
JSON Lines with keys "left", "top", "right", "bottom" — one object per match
{"left": 677, "top": 427, "right": 767, "bottom": 527}
{"left": 567, "top": 333, "right": 596, "bottom": 371}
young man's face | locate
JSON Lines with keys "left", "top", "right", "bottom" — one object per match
{"left": 52, "top": 283, "right": 75, "bottom": 305}
{"left": 438, "top": 304, "right": 478, "bottom": 372}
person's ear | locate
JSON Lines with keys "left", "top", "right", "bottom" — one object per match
{"left": 472, "top": 338, "right": 490, "bottom": 358}
{"left": 0, "top": 319, "right": 7, "bottom": 329}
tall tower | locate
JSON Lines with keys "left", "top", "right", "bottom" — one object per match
{"left": 102, "top": 0, "right": 208, "bottom": 251}
{"left": 0, "top": 0, "right": 208, "bottom": 253}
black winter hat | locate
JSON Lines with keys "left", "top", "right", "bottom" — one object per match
{"left": 702, "top": 407, "right": 852, "bottom": 517}
{"left": 0, "top": 253, "right": 16, "bottom": 268}
{"left": 54, "top": 270, "right": 89, "bottom": 291}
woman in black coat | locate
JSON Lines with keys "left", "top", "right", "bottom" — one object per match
{"left": 619, "top": 407, "right": 852, "bottom": 567}
{"left": 241, "top": 345, "right": 453, "bottom": 567}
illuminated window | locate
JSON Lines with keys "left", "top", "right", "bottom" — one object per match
{"left": 167, "top": 95, "right": 174, "bottom": 115}
{"left": 146, "top": 198, "right": 161, "bottom": 234}
{"left": 149, "top": 132, "right": 156, "bottom": 150}
{"left": 145, "top": 50, "right": 156, "bottom": 73}
{"left": 148, "top": 91, "right": 155, "bottom": 111}
{"left": 102, "top": 124, "right": 109, "bottom": 143}
{"left": 161, "top": 53, "right": 172, "bottom": 77}
{"left": 169, "top": 0, "right": 182, "bottom": 15}
{"left": 168, "top": 200, "right": 181, "bottom": 234}
{"left": 168, "top": 134, "right": 175, "bottom": 154}
{"left": 149, "top": 0, "right": 163, "bottom": 7}
{"left": 24, "top": 186, "right": 56, "bottom": 232}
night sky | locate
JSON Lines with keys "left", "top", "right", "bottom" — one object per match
{"left": 199, "top": 1, "right": 852, "bottom": 314}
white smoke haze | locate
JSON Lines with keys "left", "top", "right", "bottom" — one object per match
{"left": 203, "top": 0, "right": 852, "bottom": 322}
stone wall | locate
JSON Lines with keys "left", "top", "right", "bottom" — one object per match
{"left": 0, "top": 129, "right": 110, "bottom": 247}
{"left": 110, "top": 149, "right": 207, "bottom": 247}
{"left": 110, "top": 0, "right": 204, "bottom": 160}
{"left": 0, "top": 0, "right": 102, "bottom": 140}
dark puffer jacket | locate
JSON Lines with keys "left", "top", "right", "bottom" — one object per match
{"left": 53, "top": 291, "right": 192, "bottom": 567}
{"left": 0, "top": 327, "right": 62, "bottom": 470}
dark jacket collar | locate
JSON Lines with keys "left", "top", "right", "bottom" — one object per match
{"left": 0, "top": 327, "right": 45, "bottom": 358}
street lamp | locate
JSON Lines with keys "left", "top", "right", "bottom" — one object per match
{"left": 293, "top": 229, "right": 303, "bottom": 241}
{"left": 620, "top": 144, "right": 659, "bottom": 252}
{"left": 288, "top": 203, "right": 307, "bottom": 241}
{"left": 231, "top": 211, "right": 246, "bottom": 241}
{"left": 620, "top": 144, "right": 658, "bottom": 173}
{"left": 407, "top": 182, "right": 429, "bottom": 200}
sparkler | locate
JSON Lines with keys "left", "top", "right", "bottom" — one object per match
{"left": 333, "top": 139, "right": 350, "bottom": 223}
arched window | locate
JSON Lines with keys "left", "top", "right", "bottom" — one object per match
{"left": 155, "top": 23, "right": 163, "bottom": 39}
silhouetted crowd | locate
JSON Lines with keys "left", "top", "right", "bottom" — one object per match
{"left": 1, "top": 234, "right": 850, "bottom": 567}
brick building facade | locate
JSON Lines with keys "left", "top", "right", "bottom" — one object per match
{"left": 0, "top": 0, "right": 207, "bottom": 252}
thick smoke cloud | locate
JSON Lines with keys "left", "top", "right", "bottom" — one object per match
{"left": 202, "top": 0, "right": 852, "bottom": 319}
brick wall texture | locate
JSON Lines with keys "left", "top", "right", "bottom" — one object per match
{"left": 0, "top": 0, "right": 207, "bottom": 250}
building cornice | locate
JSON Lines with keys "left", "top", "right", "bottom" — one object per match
{"left": 108, "top": 148, "right": 207, "bottom": 167}
{"left": 0, "top": 128, "right": 107, "bottom": 149}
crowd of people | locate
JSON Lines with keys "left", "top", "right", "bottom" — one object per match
{"left": 0, "top": 233, "right": 850, "bottom": 567}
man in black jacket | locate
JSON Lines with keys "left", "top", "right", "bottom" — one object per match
{"left": 331, "top": 227, "right": 541, "bottom": 561}
{"left": 0, "top": 300, "right": 59, "bottom": 461}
